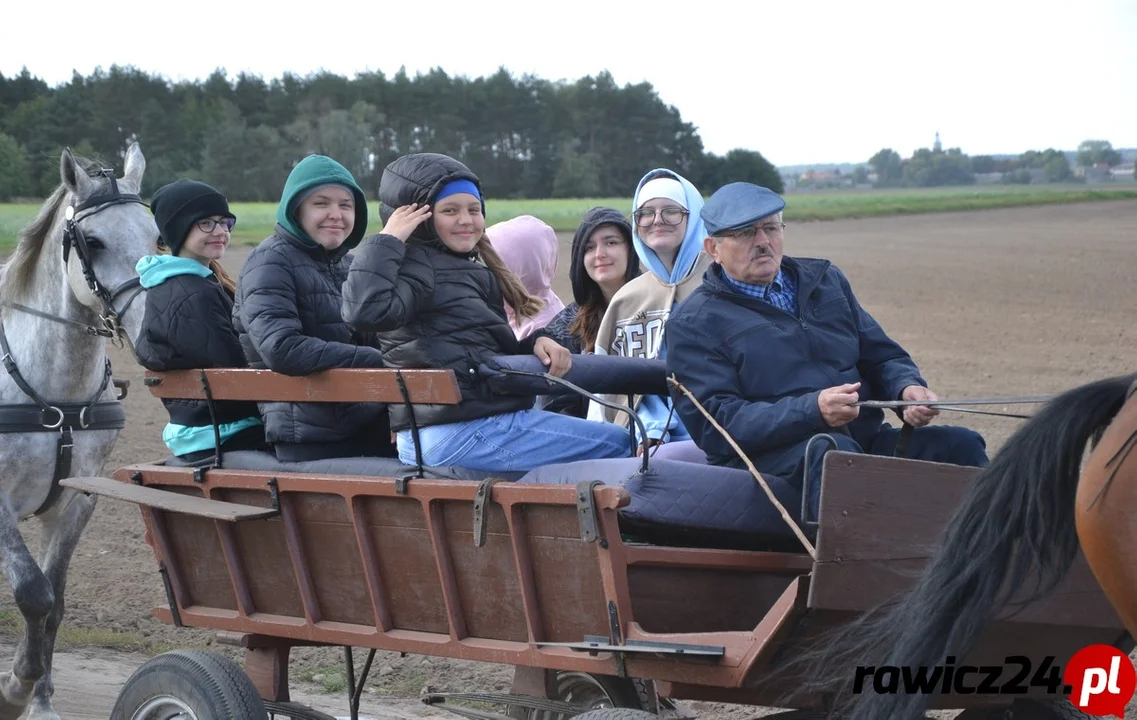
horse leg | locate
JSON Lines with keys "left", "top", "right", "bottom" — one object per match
{"left": 24, "top": 490, "right": 97, "bottom": 720}
{"left": 0, "top": 497, "right": 56, "bottom": 720}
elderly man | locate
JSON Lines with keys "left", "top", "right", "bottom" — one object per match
{"left": 664, "top": 182, "right": 988, "bottom": 513}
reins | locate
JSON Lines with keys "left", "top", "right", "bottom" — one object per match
{"left": 0, "top": 164, "right": 147, "bottom": 517}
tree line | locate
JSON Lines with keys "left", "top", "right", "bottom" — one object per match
{"left": 0, "top": 66, "right": 784, "bottom": 202}
{"left": 862, "top": 139, "right": 1129, "bottom": 189}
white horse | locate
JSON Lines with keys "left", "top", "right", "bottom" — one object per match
{"left": 0, "top": 143, "right": 155, "bottom": 719}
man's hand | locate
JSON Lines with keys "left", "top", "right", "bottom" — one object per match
{"left": 533, "top": 336, "right": 572, "bottom": 377}
{"left": 900, "top": 385, "right": 939, "bottom": 427}
{"left": 818, "top": 382, "right": 861, "bottom": 428}
{"left": 382, "top": 203, "right": 432, "bottom": 242}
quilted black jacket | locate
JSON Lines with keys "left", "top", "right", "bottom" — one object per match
{"left": 232, "top": 225, "right": 392, "bottom": 454}
{"left": 135, "top": 271, "right": 260, "bottom": 428}
{"left": 342, "top": 153, "right": 547, "bottom": 431}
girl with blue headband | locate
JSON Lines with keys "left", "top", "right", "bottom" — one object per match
{"left": 342, "top": 153, "right": 633, "bottom": 472}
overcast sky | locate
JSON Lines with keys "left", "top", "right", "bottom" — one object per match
{"left": 3, "top": 0, "right": 1134, "bottom": 167}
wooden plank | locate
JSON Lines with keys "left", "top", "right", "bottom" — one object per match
{"left": 808, "top": 453, "right": 1124, "bottom": 628}
{"left": 143, "top": 368, "right": 462, "bottom": 405}
{"left": 60, "top": 476, "right": 279, "bottom": 522}
{"left": 813, "top": 451, "right": 978, "bottom": 564}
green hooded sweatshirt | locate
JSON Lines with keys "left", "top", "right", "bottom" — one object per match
{"left": 276, "top": 155, "right": 369, "bottom": 250}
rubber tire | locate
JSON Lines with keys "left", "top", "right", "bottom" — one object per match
{"left": 571, "top": 711, "right": 659, "bottom": 719}
{"left": 954, "top": 698, "right": 1096, "bottom": 719}
{"left": 1010, "top": 698, "right": 1096, "bottom": 719}
{"left": 110, "top": 648, "right": 269, "bottom": 720}
{"left": 510, "top": 671, "right": 647, "bottom": 719}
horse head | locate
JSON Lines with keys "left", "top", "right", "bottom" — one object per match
{"left": 58, "top": 142, "right": 157, "bottom": 352}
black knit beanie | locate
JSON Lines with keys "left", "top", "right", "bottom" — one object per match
{"left": 151, "top": 179, "right": 235, "bottom": 255}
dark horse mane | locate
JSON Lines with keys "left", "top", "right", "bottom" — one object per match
{"left": 774, "top": 371, "right": 1137, "bottom": 720}
{"left": 0, "top": 152, "right": 113, "bottom": 304}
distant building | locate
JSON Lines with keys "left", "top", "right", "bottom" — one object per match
{"left": 933, "top": 132, "right": 942, "bottom": 152}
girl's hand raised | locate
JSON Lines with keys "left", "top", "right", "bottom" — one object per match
{"left": 382, "top": 203, "right": 432, "bottom": 242}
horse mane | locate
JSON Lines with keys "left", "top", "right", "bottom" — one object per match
{"left": 0, "top": 154, "right": 108, "bottom": 304}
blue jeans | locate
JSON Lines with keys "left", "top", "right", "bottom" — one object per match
{"left": 751, "top": 424, "right": 989, "bottom": 520}
{"left": 396, "top": 409, "right": 635, "bottom": 472}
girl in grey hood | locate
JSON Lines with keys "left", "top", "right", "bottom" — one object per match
{"left": 540, "top": 207, "right": 639, "bottom": 415}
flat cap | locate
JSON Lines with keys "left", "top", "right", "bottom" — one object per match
{"left": 700, "top": 182, "right": 786, "bottom": 236}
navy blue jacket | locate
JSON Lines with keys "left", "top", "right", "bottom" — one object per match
{"left": 664, "top": 257, "right": 926, "bottom": 466}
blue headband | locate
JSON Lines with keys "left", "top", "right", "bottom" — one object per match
{"left": 435, "top": 179, "right": 481, "bottom": 204}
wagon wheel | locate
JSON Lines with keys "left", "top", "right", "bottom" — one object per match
{"left": 110, "top": 649, "right": 269, "bottom": 720}
{"left": 509, "top": 671, "right": 645, "bottom": 719}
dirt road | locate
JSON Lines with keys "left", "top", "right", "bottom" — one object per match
{"left": 0, "top": 199, "right": 1135, "bottom": 718}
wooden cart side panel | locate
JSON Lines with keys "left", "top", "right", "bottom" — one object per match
{"left": 156, "top": 491, "right": 239, "bottom": 612}
{"left": 282, "top": 492, "right": 373, "bottom": 626}
{"left": 810, "top": 453, "right": 1124, "bottom": 628}
{"left": 357, "top": 496, "right": 449, "bottom": 634}
{"left": 440, "top": 500, "right": 528, "bottom": 643}
{"left": 524, "top": 504, "right": 611, "bottom": 644}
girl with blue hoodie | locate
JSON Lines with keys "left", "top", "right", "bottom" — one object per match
{"left": 135, "top": 179, "right": 266, "bottom": 462}
{"left": 587, "top": 169, "right": 711, "bottom": 462}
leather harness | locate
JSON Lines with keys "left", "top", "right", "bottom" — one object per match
{"left": 0, "top": 166, "right": 146, "bottom": 517}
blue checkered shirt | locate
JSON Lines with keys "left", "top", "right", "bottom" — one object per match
{"left": 720, "top": 265, "right": 798, "bottom": 316}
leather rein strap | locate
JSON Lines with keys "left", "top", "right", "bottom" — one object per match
{"left": 0, "top": 170, "right": 142, "bottom": 517}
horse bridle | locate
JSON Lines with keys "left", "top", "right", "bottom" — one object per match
{"left": 4, "top": 168, "right": 148, "bottom": 347}
{"left": 0, "top": 166, "right": 148, "bottom": 517}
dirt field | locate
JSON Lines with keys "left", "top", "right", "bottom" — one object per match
{"left": 0, "top": 199, "right": 1135, "bottom": 718}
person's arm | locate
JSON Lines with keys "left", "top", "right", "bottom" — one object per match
{"left": 341, "top": 233, "right": 435, "bottom": 332}
{"left": 166, "top": 289, "right": 249, "bottom": 369}
{"left": 835, "top": 268, "right": 927, "bottom": 400}
{"left": 666, "top": 314, "right": 829, "bottom": 460}
{"left": 240, "top": 254, "right": 383, "bottom": 376}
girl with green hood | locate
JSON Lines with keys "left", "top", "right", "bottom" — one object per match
{"left": 232, "top": 154, "right": 395, "bottom": 462}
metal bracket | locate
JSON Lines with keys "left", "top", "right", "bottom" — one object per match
{"left": 266, "top": 477, "right": 281, "bottom": 518}
{"left": 394, "top": 468, "right": 417, "bottom": 495}
{"left": 158, "top": 563, "right": 183, "bottom": 628}
{"left": 801, "top": 434, "right": 838, "bottom": 528}
{"left": 535, "top": 635, "right": 726, "bottom": 660}
{"left": 473, "top": 477, "right": 505, "bottom": 547}
{"left": 608, "top": 600, "right": 626, "bottom": 678}
{"left": 576, "top": 480, "right": 603, "bottom": 542}
{"left": 343, "top": 646, "right": 376, "bottom": 720}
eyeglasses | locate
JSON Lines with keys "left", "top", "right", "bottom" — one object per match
{"left": 196, "top": 217, "right": 236, "bottom": 234}
{"left": 717, "top": 222, "right": 786, "bottom": 240}
{"left": 633, "top": 206, "right": 688, "bottom": 228}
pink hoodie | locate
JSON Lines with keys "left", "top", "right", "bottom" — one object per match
{"left": 486, "top": 215, "right": 566, "bottom": 340}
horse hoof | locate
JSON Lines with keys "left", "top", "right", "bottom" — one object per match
{"left": 27, "top": 696, "right": 61, "bottom": 720}
{"left": 0, "top": 671, "right": 35, "bottom": 720}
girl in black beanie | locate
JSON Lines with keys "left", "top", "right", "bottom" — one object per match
{"left": 134, "top": 179, "right": 266, "bottom": 462}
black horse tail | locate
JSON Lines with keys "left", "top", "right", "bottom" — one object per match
{"left": 789, "top": 372, "right": 1137, "bottom": 720}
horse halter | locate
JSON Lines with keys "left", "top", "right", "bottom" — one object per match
{"left": 56, "top": 167, "right": 150, "bottom": 349}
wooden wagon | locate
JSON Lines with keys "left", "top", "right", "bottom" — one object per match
{"left": 74, "top": 363, "right": 1132, "bottom": 720}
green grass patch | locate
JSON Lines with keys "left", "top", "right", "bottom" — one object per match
{"left": 295, "top": 664, "right": 351, "bottom": 694}
{"left": 0, "top": 609, "right": 201, "bottom": 656}
{"left": 3, "top": 184, "right": 1137, "bottom": 252}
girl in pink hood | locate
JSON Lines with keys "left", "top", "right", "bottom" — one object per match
{"left": 486, "top": 215, "right": 566, "bottom": 340}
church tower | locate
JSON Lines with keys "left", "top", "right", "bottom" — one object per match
{"left": 933, "top": 131, "right": 942, "bottom": 152}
